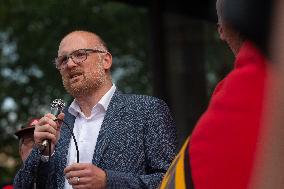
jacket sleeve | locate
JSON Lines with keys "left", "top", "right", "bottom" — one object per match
{"left": 13, "top": 148, "right": 56, "bottom": 189}
{"left": 105, "top": 98, "right": 178, "bottom": 189}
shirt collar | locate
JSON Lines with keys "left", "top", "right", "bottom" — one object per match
{"left": 99, "top": 84, "right": 116, "bottom": 111}
{"left": 68, "top": 84, "right": 116, "bottom": 117}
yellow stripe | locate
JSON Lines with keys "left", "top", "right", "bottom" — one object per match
{"left": 160, "top": 137, "right": 190, "bottom": 189}
{"left": 175, "top": 142, "right": 186, "bottom": 188}
{"left": 160, "top": 173, "right": 170, "bottom": 188}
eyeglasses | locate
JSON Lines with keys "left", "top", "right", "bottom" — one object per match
{"left": 54, "top": 48, "right": 107, "bottom": 70}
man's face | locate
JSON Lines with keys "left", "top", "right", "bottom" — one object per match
{"left": 58, "top": 33, "right": 107, "bottom": 97}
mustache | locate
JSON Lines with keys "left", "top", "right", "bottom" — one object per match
{"left": 67, "top": 68, "right": 84, "bottom": 77}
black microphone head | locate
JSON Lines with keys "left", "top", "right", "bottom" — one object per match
{"left": 50, "top": 99, "right": 65, "bottom": 116}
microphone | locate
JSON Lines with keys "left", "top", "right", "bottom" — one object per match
{"left": 41, "top": 99, "right": 66, "bottom": 148}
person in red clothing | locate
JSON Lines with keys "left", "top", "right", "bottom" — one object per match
{"left": 189, "top": 0, "right": 269, "bottom": 188}
{"left": 0, "top": 119, "right": 39, "bottom": 189}
{"left": 160, "top": 0, "right": 269, "bottom": 187}
{"left": 160, "top": 0, "right": 271, "bottom": 188}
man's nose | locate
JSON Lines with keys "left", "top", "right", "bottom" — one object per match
{"left": 65, "top": 57, "right": 77, "bottom": 69}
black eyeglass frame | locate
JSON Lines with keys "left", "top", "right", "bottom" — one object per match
{"left": 54, "top": 48, "right": 107, "bottom": 69}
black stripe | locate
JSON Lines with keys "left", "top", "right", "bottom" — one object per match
{"left": 184, "top": 142, "right": 194, "bottom": 188}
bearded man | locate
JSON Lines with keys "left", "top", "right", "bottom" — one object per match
{"left": 14, "top": 30, "right": 177, "bottom": 189}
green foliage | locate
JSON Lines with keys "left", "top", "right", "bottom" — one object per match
{"left": 0, "top": 0, "right": 150, "bottom": 181}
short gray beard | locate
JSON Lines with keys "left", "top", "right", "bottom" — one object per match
{"left": 62, "top": 61, "right": 106, "bottom": 98}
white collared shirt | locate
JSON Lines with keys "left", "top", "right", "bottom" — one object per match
{"left": 64, "top": 85, "right": 116, "bottom": 189}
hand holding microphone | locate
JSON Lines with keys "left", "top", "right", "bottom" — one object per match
{"left": 41, "top": 99, "right": 65, "bottom": 148}
{"left": 34, "top": 99, "right": 65, "bottom": 153}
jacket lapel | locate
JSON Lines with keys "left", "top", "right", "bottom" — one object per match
{"left": 56, "top": 110, "right": 76, "bottom": 189}
{"left": 92, "top": 90, "right": 125, "bottom": 165}
{"left": 55, "top": 90, "right": 125, "bottom": 187}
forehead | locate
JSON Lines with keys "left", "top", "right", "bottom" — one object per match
{"left": 58, "top": 33, "right": 99, "bottom": 55}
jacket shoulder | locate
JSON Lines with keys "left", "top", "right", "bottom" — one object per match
{"left": 120, "top": 93, "right": 169, "bottom": 110}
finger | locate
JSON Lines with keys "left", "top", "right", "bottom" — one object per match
{"left": 37, "top": 115, "right": 60, "bottom": 134}
{"left": 34, "top": 123, "right": 57, "bottom": 142}
{"left": 45, "top": 113, "right": 57, "bottom": 120}
{"left": 34, "top": 115, "right": 57, "bottom": 143}
{"left": 64, "top": 163, "right": 86, "bottom": 174}
{"left": 66, "top": 163, "right": 93, "bottom": 172}
{"left": 64, "top": 164, "right": 92, "bottom": 181}
{"left": 55, "top": 113, "right": 65, "bottom": 131}
{"left": 65, "top": 168, "right": 90, "bottom": 181}
{"left": 57, "top": 112, "right": 65, "bottom": 121}
{"left": 67, "top": 176, "right": 81, "bottom": 186}
{"left": 35, "top": 122, "right": 57, "bottom": 133}
{"left": 68, "top": 177, "right": 89, "bottom": 188}
{"left": 34, "top": 130, "right": 57, "bottom": 144}
{"left": 65, "top": 168, "right": 79, "bottom": 180}
{"left": 37, "top": 115, "right": 57, "bottom": 129}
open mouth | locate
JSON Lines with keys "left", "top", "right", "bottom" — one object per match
{"left": 69, "top": 72, "right": 83, "bottom": 82}
{"left": 70, "top": 74, "right": 81, "bottom": 79}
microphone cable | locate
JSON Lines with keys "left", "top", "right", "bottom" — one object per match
{"left": 55, "top": 118, "right": 79, "bottom": 163}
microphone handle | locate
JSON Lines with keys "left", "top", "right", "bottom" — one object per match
{"left": 41, "top": 108, "right": 62, "bottom": 148}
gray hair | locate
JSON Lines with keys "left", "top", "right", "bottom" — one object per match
{"left": 216, "top": 0, "right": 225, "bottom": 23}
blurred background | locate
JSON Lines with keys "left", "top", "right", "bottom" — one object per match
{"left": 0, "top": 0, "right": 233, "bottom": 184}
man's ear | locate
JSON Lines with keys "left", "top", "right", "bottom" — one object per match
{"left": 103, "top": 52, "right": 112, "bottom": 70}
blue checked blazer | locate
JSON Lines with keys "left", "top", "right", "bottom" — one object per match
{"left": 14, "top": 90, "right": 177, "bottom": 189}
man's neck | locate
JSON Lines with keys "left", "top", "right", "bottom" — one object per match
{"left": 75, "top": 82, "right": 113, "bottom": 117}
{"left": 229, "top": 33, "right": 244, "bottom": 57}
{"left": 232, "top": 40, "right": 244, "bottom": 57}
